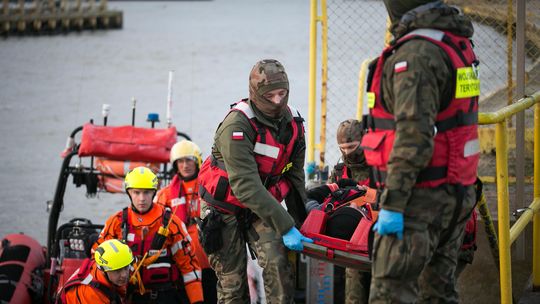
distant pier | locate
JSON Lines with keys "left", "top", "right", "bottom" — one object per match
{"left": 1, "top": 0, "right": 123, "bottom": 36}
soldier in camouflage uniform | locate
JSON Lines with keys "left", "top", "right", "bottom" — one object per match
{"left": 198, "top": 59, "right": 311, "bottom": 304}
{"left": 366, "top": 1, "right": 480, "bottom": 303}
{"left": 329, "top": 119, "right": 371, "bottom": 304}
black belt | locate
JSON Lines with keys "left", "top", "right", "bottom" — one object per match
{"left": 375, "top": 166, "right": 448, "bottom": 184}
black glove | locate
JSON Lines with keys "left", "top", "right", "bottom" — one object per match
{"left": 336, "top": 178, "right": 358, "bottom": 188}
{"left": 306, "top": 185, "right": 331, "bottom": 203}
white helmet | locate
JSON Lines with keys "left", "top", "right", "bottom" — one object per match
{"left": 170, "top": 140, "right": 202, "bottom": 168}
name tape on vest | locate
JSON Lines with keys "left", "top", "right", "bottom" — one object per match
{"left": 455, "top": 67, "right": 480, "bottom": 99}
{"left": 254, "top": 142, "right": 280, "bottom": 159}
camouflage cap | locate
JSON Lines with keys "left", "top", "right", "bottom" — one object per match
{"left": 249, "top": 59, "right": 289, "bottom": 118}
{"left": 383, "top": 0, "right": 437, "bottom": 23}
{"left": 337, "top": 119, "right": 363, "bottom": 144}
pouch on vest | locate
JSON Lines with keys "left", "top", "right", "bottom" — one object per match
{"left": 199, "top": 209, "right": 225, "bottom": 255}
{"left": 360, "top": 131, "right": 392, "bottom": 167}
{"left": 444, "top": 126, "right": 479, "bottom": 185}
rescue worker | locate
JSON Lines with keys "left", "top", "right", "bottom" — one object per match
{"left": 57, "top": 239, "right": 133, "bottom": 304}
{"left": 197, "top": 59, "right": 312, "bottom": 303}
{"left": 155, "top": 140, "right": 217, "bottom": 303}
{"left": 94, "top": 166, "right": 204, "bottom": 304}
{"left": 364, "top": 1, "right": 480, "bottom": 303}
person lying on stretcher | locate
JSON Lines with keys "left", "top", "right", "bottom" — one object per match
{"left": 303, "top": 178, "right": 378, "bottom": 241}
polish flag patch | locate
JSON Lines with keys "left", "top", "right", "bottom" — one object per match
{"left": 232, "top": 131, "right": 244, "bottom": 140}
{"left": 394, "top": 61, "right": 408, "bottom": 73}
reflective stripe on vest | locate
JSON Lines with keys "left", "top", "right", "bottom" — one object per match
{"left": 121, "top": 207, "right": 181, "bottom": 287}
{"left": 362, "top": 29, "right": 479, "bottom": 188}
{"left": 58, "top": 259, "right": 121, "bottom": 304}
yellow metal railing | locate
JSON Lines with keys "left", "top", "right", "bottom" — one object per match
{"left": 478, "top": 91, "right": 540, "bottom": 303}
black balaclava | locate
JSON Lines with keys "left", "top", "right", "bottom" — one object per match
{"left": 336, "top": 119, "right": 366, "bottom": 169}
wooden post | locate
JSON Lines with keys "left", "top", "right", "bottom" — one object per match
{"left": 100, "top": 0, "right": 107, "bottom": 12}
{"left": 47, "top": 0, "right": 57, "bottom": 30}
{"left": 2, "top": 0, "right": 8, "bottom": 16}
{"left": 32, "top": 0, "right": 42, "bottom": 31}
{"left": 17, "top": 0, "right": 25, "bottom": 32}
{"left": 1, "top": 0, "right": 9, "bottom": 34}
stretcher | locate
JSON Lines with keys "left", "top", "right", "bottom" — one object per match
{"left": 300, "top": 186, "right": 378, "bottom": 271}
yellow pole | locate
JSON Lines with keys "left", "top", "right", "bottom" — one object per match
{"left": 356, "top": 59, "right": 371, "bottom": 121}
{"left": 384, "top": 17, "right": 392, "bottom": 47}
{"left": 319, "top": 0, "right": 327, "bottom": 166}
{"left": 307, "top": 0, "right": 318, "bottom": 164}
{"left": 496, "top": 120, "right": 512, "bottom": 304}
{"left": 534, "top": 102, "right": 540, "bottom": 289}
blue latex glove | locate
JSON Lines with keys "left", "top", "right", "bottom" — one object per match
{"left": 372, "top": 209, "right": 404, "bottom": 240}
{"left": 282, "top": 227, "right": 313, "bottom": 251}
{"left": 306, "top": 161, "right": 317, "bottom": 176}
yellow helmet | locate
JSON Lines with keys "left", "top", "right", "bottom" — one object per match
{"left": 170, "top": 140, "right": 202, "bottom": 168}
{"left": 124, "top": 166, "right": 158, "bottom": 190}
{"left": 94, "top": 239, "right": 133, "bottom": 272}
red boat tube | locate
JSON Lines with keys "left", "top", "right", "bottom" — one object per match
{"left": 0, "top": 233, "right": 46, "bottom": 303}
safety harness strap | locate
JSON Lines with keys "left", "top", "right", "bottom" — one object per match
{"left": 199, "top": 185, "right": 242, "bottom": 215}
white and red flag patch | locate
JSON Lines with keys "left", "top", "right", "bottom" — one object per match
{"left": 232, "top": 131, "right": 244, "bottom": 140}
{"left": 394, "top": 61, "right": 408, "bottom": 73}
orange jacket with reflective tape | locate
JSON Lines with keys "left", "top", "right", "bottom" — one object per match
{"left": 61, "top": 260, "right": 125, "bottom": 304}
{"left": 94, "top": 203, "right": 203, "bottom": 303}
{"left": 155, "top": 177, "right": 210, "bottom": 269}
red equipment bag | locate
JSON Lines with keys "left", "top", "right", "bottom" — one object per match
{"left": 78, "top": 123, "right": 177, "bottom": 163}
{"left": 300, "top": 186, "right": 377, "bottom": 271}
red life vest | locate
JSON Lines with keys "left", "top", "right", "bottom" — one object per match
{"left": 57, "top": 259, "right": 122, "bottom": 304}
{"left": 332, "top": 163, "right": 370, "bottom": 186}
{"left": 199, "top": 100, "right": 304, "bottom": 213}
{"left": 121, "top": 207, "right": 181, "bottom": 287}
{"left": 361, "top": 29, "right": 480, "bottom": 188}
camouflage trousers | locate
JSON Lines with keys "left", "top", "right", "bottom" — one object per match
{"left": 345, "top": 268, "right": 371, "bottom": 304}
{"left": 369, "top": 184, "right": 476, "bottom": 304}
{"left": 201, "top": 203, "right": 295, "bottom": 304}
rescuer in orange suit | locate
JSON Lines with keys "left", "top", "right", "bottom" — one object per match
{"left": 57, "top": 239, "right": 133, "bottom": 304}
{"left": 155, "top": 140, "right": 217, "bottom": 303}
{"left": 93, "top": 167, "right": 204, "bottom": 304}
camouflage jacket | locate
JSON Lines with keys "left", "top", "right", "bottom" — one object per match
{"left": 330, "top": 162, "right": 370, "bottom": 184}
{"left": 379, "top": 4, "right": 475, "bottom": 212}
{"left": 211, "top": 100, "right": 307, "bottom": 235}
